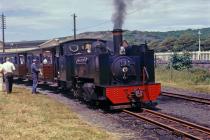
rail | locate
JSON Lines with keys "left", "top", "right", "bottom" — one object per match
{"left": 123, "top": 109, "right": 210, "bottom": 140}
{"left": 161, "top": 91, "right": 210, "bottom": 105}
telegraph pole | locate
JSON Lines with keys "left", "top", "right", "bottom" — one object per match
{"left": 1, "top": 13, "right": 6, "bottom": 53}
{"left": 72, "top": 13, "right": 77, "bottom": 40}
{"left": 198, "top": 30, "right": 201, "bottom": 60}
{"left": 198, "top": 30, "right": 201, "bottom": 52}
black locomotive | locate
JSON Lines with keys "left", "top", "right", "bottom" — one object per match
{"left": 58, "top": 29, "right": 161, "bottom": 109}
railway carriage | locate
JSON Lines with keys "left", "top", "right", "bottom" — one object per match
{"left": 25, "top": 47, "right": 58, "bottom": 83}
{"left": 0, "top": 52, "right": 28, "bottom": 78}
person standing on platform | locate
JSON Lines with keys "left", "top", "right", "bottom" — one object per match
{"left": 31, "top": 59, "right": 40, "bottom": 94}
{"left": 2, "top": 58, "right": 16, "bottom": 94}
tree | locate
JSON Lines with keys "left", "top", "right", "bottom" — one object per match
{"left": 174, "top": 33, "right": 197, "bottom": 51}
{"left": 159, "top": 37, "right": 177, "bottom": 51}
{"left": 203, "top": 38, "right": 210, "bottom": 51}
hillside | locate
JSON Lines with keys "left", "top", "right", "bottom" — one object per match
{"left": 64, "top": 27, "right": 210, "bottom": 52}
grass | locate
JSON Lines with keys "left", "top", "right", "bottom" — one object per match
{"left": 0, "top": 87, "right": 119, "bottom": 140}
{"left": 156, "top": 66, "right": 210, "bottom": 93}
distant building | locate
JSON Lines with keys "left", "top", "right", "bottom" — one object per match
{"left": 155, "top": 51, "right": 210, "bottom": 62}
{"left": 0, "top": 40, "right": 46, "bottom": 53}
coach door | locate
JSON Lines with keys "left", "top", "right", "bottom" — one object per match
{"left": 18, "top": 54, "right": 27, "bottom": 77}
{"left": 42, "top": 50, "right": 54, "bottom": 81}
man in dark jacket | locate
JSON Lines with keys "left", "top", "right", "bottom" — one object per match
{"left": 31, "top": 59, "right": 40, "bottom": 94}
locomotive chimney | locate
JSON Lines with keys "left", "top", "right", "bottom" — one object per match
{"left": 112, "top": 29, "right": 123, "bottom": 55}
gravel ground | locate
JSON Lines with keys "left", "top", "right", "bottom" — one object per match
{"left": 14, "top": 82, "right": 210, "bottom": 140}
{"left": 41, "top": 89, "right": 180, "bottom": 140}
{"left": 158, "top": 87, "right": 210, "bottom": 128}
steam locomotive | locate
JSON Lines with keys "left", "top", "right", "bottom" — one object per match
{"left": 0, "top": 29, "right": 161, "bottom": 109}
{"left": 58, "top": 29, "right": 161, "bottom": 109}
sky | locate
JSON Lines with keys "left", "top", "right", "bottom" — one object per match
{"left": 0, "top": 0, "right": 210, "bottom": 42}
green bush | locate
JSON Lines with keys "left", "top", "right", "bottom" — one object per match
{"left": 169, "top": 52, "right": 192, "bottom": 70}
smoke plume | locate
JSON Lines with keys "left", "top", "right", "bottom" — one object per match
{"left": 112, "top": 0, "right": 132, "bottom": 29}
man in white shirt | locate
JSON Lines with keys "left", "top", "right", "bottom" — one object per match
{"left": 2, "top": 57, "right": 16, "bottom": 94}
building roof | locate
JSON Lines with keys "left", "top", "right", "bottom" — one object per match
{"left": 5, "top": 40, "right": 46, "bottom": 48}
{"left": 0, "top": 40, "right": 46, "bottom": 53}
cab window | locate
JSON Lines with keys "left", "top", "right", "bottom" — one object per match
{"left": 85, "top": 43, "right": 92, "bottom": 53}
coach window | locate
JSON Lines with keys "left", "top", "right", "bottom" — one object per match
{"left": 27, "top": 55, "right": 32, "bottom": 64}
{"left": 33, "top": 55, "right": 40, "bottom": 63}
{"left": 43, "top": 51, "right": 52, "bottom": 64}
{"left": 56, "top": 47, "right": 59, "bottom": 57}
{"left": 60, "top": 46, "right": 64, "bottom": 56}
{"left": 0, "top": 57, "right": 3, "bottom": 63}
{"left": 10, "top": 57, "right": 16, "bottom": 64}
{"left": 15, "top": 56, "right": 18, "bottom": 64}
{"left": 19, "top": 55, "right": 25, "bottom": 64}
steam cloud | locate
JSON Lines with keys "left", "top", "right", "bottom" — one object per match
{"left": 112, "top": 0, "right": 132, "bottom": 29}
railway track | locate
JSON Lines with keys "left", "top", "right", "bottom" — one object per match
{"left": 161, "top": 91, "right": 210, "bottom": 105}
{"left": 123, "top": 109, "right": 210, "bottom": 140}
